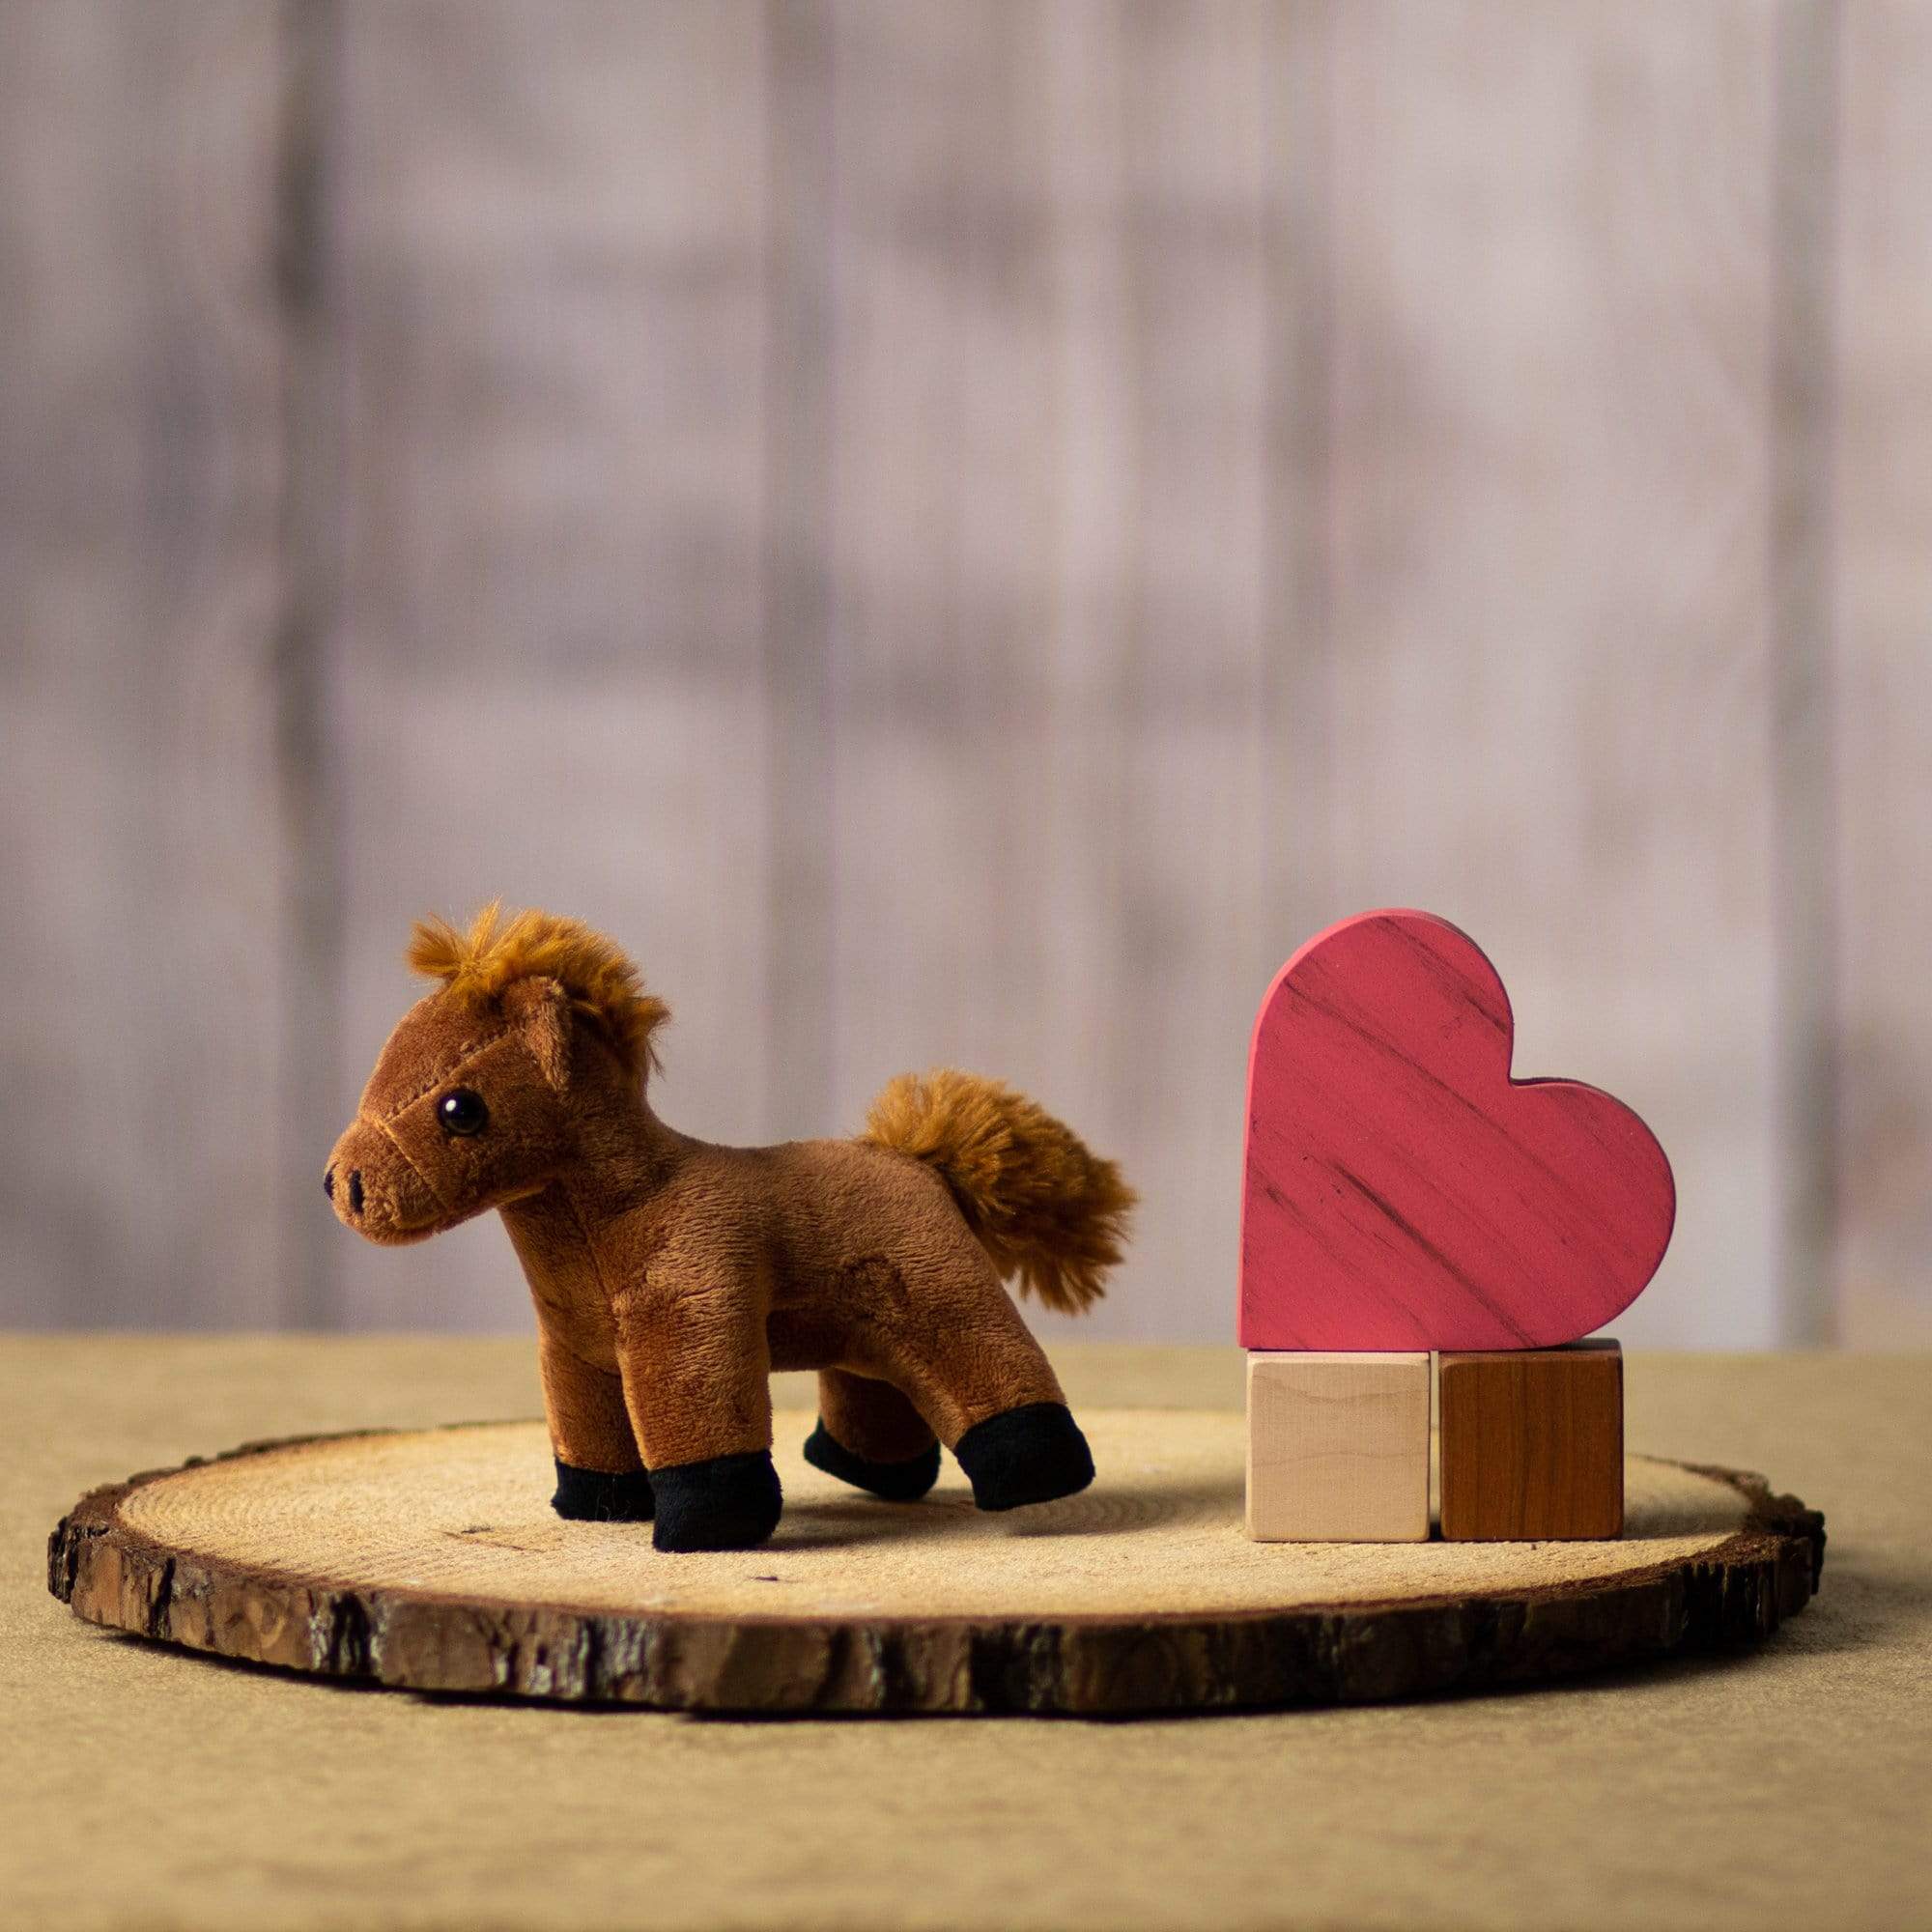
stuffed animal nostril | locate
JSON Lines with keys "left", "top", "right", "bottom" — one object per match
{"left": 347, "top": 1171, "right": 364, "bottom": 1215}
{"left": 323, "top": 1169, "right": 335, "bottom": 1201}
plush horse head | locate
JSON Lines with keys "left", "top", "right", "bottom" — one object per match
{"left": 325, "top": 902, "right": 668, "bottom": 1243}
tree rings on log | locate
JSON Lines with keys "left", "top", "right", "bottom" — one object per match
{"left": 48, "top": 1409, "right": 1823, "bottom": 1715}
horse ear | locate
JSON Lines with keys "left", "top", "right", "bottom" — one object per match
{"left": 505, "top": 978, "right": 571, "bottom": 1091}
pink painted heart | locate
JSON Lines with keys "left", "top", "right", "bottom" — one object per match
{"left": 1238, "top": 909, "right": 1675, "bottom": 1351}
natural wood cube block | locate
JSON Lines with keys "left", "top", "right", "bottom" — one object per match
{"left": 1438, "top": 1339, "right": 1624, "bottom": 1541}
{"left": 1245, "top": 1352, "right": 1431, "bottom": 1542}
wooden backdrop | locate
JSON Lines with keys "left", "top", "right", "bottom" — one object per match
{"left": 4, "top": 0, "right": 1926, "bottom": 1348}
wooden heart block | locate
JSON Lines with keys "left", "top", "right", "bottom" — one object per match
{"left": 1238, "top": 910, "right": 1675, "bottom": 1351}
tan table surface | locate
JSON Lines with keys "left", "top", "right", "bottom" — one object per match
{"left": 2, "top": 1339, "right": 1926, "bottom": 1932}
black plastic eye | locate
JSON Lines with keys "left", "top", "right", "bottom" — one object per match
{"left": 436, "top": 1088, "right": 489, "bottom": 1137}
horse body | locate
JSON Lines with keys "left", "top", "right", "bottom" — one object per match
{"left": 327, "top": 906, "right": 1133, "bottom": 1551}
{"left": 497, "top": 1122, "right": 1063, "bottom": 1462}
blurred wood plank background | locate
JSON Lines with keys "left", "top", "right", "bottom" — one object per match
{"left": 3, "top": 0, "right": 1925, "bottom": 1346}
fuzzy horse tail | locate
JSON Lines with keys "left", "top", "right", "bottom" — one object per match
{"left": 862, "top": 1070, "right": 1135, "bottom": 1316}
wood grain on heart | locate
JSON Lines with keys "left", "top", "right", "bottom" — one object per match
{"left": 1238, "top": 910, "right": 1675, "bottom": 1351}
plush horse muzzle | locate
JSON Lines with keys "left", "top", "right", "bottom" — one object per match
{"left": 324, "top": 1120, "right": 442, "bottom": 1244}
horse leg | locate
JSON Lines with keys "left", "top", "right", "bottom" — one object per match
{"left": 612, "top": 1269, "right": 781, "bottom": 1552}
{"left": 538, "top": 1327, "right": 655, "bottom": 1521}
{"left": 804, "top": 1368, "right": 941, "bottom": 1501}
{"left": 886, "top": 1264, "right": 1096, "bottom": 1513}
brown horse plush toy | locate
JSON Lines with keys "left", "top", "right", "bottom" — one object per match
{"left": 327, "top": 905, "right": 1134, "bottom": 1551}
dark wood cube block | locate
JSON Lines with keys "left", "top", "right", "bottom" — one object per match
{"left": 1437, "top": 1339, "right": 1624, "bottom": 1540}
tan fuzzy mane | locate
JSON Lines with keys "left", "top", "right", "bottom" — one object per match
{"left": 407, "top": 902, "right": 669, "bottom": 1076}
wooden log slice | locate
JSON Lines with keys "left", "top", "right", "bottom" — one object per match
{"left": 48, "top": 1409, "right": 1823, "bottom": 1715}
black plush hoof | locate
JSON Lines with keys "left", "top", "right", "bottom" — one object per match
{"left": 650, "top": 1449, "right": 783, "bottom": 1552}
{"left": 803, "top": 1419, "right": 942, "bottom": 1502}
{"left": 953, "top": 1402, "right": 1095, "bottom": 1512}
{"left": 552, "top": 1459, "right": 655, "bottom": 1522}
